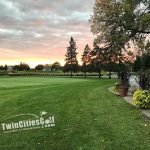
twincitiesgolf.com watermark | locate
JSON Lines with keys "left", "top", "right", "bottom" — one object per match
{"left": 1, "top": 111, "right": 55, "bottom": 133}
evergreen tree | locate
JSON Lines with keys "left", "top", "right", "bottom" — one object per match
{"left": 64, "top": 37, "right": 78, "bottom": 77}
{"left": 90, "top": 42, "right": 121, "bottom": 78}
{"left": 81, "top": 44, "right": 91, "bottom": 78}
{"left": 91, "top": 43, "right": 104, "bottom": 78}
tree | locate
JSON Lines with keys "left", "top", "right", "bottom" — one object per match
{"left": 81, "top": 44, "right": 91, "bottom": 78}
{"left": 14, "top": 62, "right": 30, "bottom": 71}
{"left": 0, "top": 66, "right": 4, "bottom": 70}
{"left": 35, "top": 64, "right": 44, "bottom": 71}
{"left": 14, "top": 65, "right": 19, "bottom": 71}
{"left": 142, "top": 53, "right": 150, "bottom": 70}
{"left": 64, "top": 37, "right": 78, "bottom": 77}
{"left": 4, "top": 65, "right": 7, "bottom": 70}
{"left": 133, "top": 56, "right": 142, "bottom": 72}
{"left": 91, "top": 43, "right": 105, "bottom": 78}
{"left": 51, "top": 62, "right": 62, "bottom": 71}
{"left": 20, "top": 62, "right": 30, "bottom": 71}
{"left": 90, "top": 0, "right": 150, "bottom": 55}
{"left": 0, "top": 65, "right": 8, "bottom": 70}
{"left": 91, "top": 40, "right": 124, "bottom": 78}
{"left": 133, "top": 52, "right": 150, "bottom": 72}
{"left": 123, "top": 51, "right": 135, "bottom": 72}
{"left": 145, "top": 41, "right": 150, "bottom": 54}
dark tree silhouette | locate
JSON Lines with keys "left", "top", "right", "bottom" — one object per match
{"left": 51, "top": 62, "right": 62, "bottom": 71}
{"left": 14, "top": 62, "right": 30, "bottom": 71}
{"left": 64, "top": 37, "right": 78, "bottom": 77}
{"left": 91, "top": 43, "right": 104, "bottom": 78}
{"left": 35, "top": 64, "right": 44, "bottom": 71}
{"left": 81, "top": 44, "right": 91, "bottom": 78}
{"left": 133, "top": 56, "right": 142, "bottom": 72}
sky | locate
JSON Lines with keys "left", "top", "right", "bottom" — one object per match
{"left": 0, "top": 0, "right": 95, "bottom": 68}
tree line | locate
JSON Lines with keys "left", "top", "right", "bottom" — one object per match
{"left": 1, "top": 36, "right": 149, "bottom": 78}
{"left": 64, "top": 37, "right": 136, "bottom": 78}
{"left": 63, "top": 34, "right": 150, "bottom": 78}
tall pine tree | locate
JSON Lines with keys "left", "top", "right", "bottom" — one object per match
{"left": 81, "top": 44, "right": 91, "bottom": 78}
{"left": 91, "top": 43, "right": 104, "bottom": 78}
{"left": 64, "top": 37, "right": 78, "bottom": 77}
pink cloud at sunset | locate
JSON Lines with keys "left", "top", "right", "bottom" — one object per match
{"left": 0, "top": 0, "right": 95, "bottom": 67}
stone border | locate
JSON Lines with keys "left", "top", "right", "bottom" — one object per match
{"left": 108, "top": 87, "right": 150, "bottom": 118}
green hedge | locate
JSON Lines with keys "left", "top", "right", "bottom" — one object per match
{"left": 0, "top": 71, "right": 9, "bottom": 76}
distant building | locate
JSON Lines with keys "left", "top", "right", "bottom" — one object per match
{"left": 43, "top": 64, "right": 52, "bottom": 71}
{"left": 7, "top": 66, "right": 14, "bottom": 71}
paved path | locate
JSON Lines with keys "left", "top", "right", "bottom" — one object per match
{"left": 108, "top": 87, "right": 150, "bottom": 118}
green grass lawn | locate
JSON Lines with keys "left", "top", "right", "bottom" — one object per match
{"left": 0, "top": 77, "right": 149, "bottom": 150}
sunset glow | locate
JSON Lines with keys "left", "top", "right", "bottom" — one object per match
{"left": 0, "top": 0, "right": 95, "bottom": 67}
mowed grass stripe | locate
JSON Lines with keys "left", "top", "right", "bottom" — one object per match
{"left": 0, "top": 77, "right": 149, "bottom": 150}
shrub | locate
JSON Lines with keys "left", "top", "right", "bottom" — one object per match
{"left": 133, "top": 89, "right": 150, "bottom": 109}
{"left": 113, "top": 83, "right": 120, "bottom": 92}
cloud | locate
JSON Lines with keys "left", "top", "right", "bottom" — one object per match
{"left": 0, "top": 0, "right": 24, "bottom": 22}
{"left": 0, "top": 0, "right": 95, "bottom": 67}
